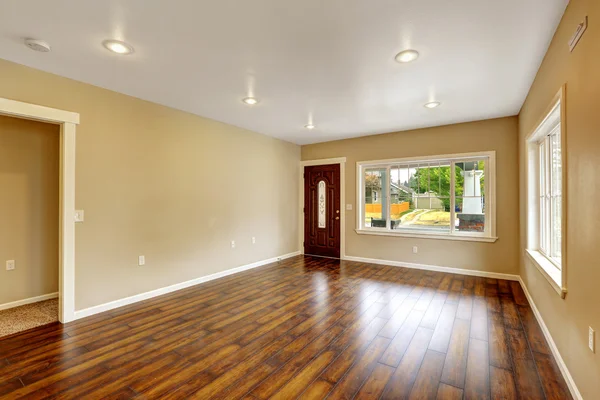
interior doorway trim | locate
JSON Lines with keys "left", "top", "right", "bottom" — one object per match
{"left": 0, "top": 97, "right": 79, "bottom": 323}
{"left": 299, "top": 158, "right": 346, "bottom": 259}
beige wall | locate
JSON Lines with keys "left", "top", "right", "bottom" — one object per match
{"left": 0, "top": 116, "right": 59, "bottom": 305}
{"left": 0, "top": 59, "right": 300, "bottom": 311}
{"left": 302, "top": 117, "right": 519, "bottom": 274}
{"left": 518, "top": 0, "right": 599, "bottom": 396}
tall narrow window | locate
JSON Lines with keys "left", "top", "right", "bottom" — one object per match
{"left": 526, "top": 89, "right": 566, "bottom": 297}
{"left": 538, "top": 118, "right": 562, "bottom": 265}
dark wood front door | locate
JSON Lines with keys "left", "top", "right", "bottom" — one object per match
{"left": 304, "top": 164, "right": 341, "bottom": 258}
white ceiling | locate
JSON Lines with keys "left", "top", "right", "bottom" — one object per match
{"left": 0, "top": 0, "right": 567, "bottom": 145}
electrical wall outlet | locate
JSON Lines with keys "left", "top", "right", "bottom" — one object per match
{"left": 138, "top": 255, "right": 145, "bottom": 266}
{"left": 412, "top": 246, "right": 418, "bottom": 254}
{"left": 252, "top": 237, "right": 256, "bottom": 244}
{"left": 6, "top": 260, "right": 15, "bottom": 271}
{"left": 231, "top": 241, "right": 236, "bottom": 249}
{"left": 590, "top": 327, "right": 596, "bottom": 353}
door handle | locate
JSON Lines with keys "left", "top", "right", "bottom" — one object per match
{"left": 335, "top": 217, "right": 340, "bottom": 220}
{"left": 336, "top": 210, "right": 340, "bottom": 213}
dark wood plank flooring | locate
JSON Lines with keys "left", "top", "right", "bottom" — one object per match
{"left": 0, "top": 255, "right": 572, "bottom": 399}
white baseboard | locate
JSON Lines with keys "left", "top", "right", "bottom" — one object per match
{"left": 342, "top": 255, "right": 520, "bottom": 281}
{"left": 518, "top": 277, "right": 582, "bottom": 400}
{"left": 73, "top": 251, "right": 301, "bottom": 320}
{"left": 0, "top": 292, "right": 58, "bottom": 311}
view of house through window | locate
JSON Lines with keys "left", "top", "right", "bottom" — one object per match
{"left": 360, "top": 153, "right": 492, "bottom": 238}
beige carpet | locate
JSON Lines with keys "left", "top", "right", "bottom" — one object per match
{"left": 0, "top": 299, "right": 58, "bottom": 338}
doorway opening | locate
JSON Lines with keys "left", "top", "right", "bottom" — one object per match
{"left": 0, "top": 115, "right": 59, "bottom": 337}
{"left": 0, "top": 98, "right": 79, "bottom": 324}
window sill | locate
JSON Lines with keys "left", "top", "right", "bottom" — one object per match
{"left": 355, "top": 229, "right": 498, "bottom": 243}
{"left": 525, "top": 249, "right": 567, "bottom": 298}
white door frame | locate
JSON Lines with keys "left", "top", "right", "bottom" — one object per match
{"left": 299, "top": 158, "right": 346, "bottom": 259}
{"left": 0, "top": 98, "right": 79, "bottom": 323}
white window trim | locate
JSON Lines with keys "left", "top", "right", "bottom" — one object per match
{"left": 356, "top": 151, "right": 497, "bottom": 243}
{"left": 525, "top": 85, "right": 568, "bottom": 298}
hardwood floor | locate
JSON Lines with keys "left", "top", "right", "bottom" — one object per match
{"left": 0, "top": 256, "right": 572, "bottom": 399}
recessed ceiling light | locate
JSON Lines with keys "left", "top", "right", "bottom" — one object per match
{"left": 305, "top": 124, "right": 316, "bottom": 130}
{"left": 242, "top": 97, "right": 259, "bottom": 105}
{"left": 24, "top": 39, "right": 51, "bottom": 52}
{"left": 424, "top": 101, "right": 441, "bottom": 109}
{"left": 395, "top": 49, "right": 419, "bottom": 63}
{"left": 102, "top": 40, "right": 134, "bottom": 55}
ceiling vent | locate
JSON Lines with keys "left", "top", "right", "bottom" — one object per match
{"left": 24, "top": 39, "right": 51, "bottom": 52}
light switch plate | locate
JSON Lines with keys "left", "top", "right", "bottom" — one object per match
{"left": 74, "top": 210, "right": 84, "bottom": 222}
{"left": 6, "top": 260, "right": 15, "bottom": 271}
{"left": 138, "top": 255, "right": 145, "bottom": 266}
{"left": 346, "top": 204, "right": 353, "bottom": 211}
